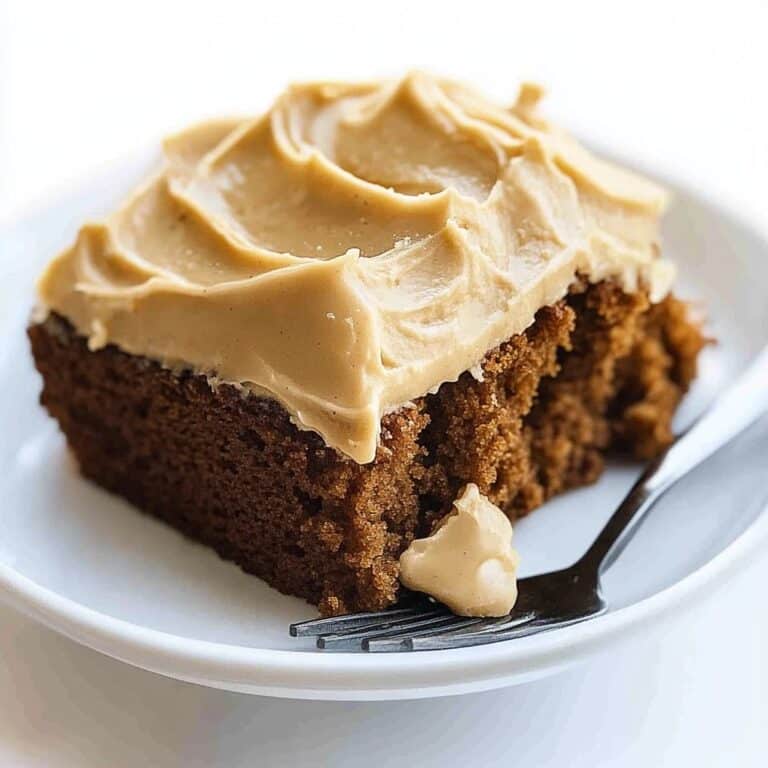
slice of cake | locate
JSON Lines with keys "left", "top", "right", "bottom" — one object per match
{"left": 28, "top": 73, "right": 705, "bottom": 616}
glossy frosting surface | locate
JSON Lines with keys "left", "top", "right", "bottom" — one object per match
{"left": 38, "top": 73, "right": 674, "bottom": 462}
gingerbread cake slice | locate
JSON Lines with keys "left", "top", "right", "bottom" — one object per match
{"left": 28, "top": 73, "right": 704, "bottom": 616}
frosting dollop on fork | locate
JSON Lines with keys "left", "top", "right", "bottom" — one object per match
{"left": 399, "top": 483, "right": 520, "bottom": 617}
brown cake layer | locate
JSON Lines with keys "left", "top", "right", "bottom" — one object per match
{"left": 28, "top": 280, "right": 705, "bottom": 615}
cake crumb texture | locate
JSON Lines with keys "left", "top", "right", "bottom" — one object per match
{"left": 28, "top": 281, "right": 705, "bottom": 615}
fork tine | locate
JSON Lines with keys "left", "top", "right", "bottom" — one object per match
{"left": 409, "top": 620, "right": 549, "bottom": 650}
{"left": 363, "top": 617, "right": 487, "bottom": 652}
{"left": 317, "top": 613, "right": 466, "bottom": 650}
{"left": 366, "top": 611, "right": 539, "bottom": 652}
{"left": 409, "top": 611, "right": 603, "bottom": 651}
{"left": 457, "top": 610, "right": 539, "bottom": 635}
{"left": 289, "top": 604, "right": 440, "bottom": 637}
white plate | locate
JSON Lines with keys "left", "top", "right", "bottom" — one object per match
{"left": 1, "top": 152, "right": 767, "bottom": 701}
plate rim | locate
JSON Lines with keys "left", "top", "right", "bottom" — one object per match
{"left": 2, "top": 508, "right": 766, "bottom": 699}
{"left": 1, "top": 152, "right": 767, "bottom": 700}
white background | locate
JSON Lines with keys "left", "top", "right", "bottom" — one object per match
{"left": 1, "top": 1, "right": 767, "bottom": 765}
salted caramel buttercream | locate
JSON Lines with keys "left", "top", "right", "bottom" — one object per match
{"left": 37, "top": 72, "right": 673, "bottom": 462}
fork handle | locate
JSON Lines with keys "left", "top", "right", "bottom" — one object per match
{"left": 582, "top": 344, "right": 768, "bottom": 573}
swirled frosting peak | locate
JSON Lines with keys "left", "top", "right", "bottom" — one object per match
{"left": 38, "top": 72, "right": 674, "bottom": 463}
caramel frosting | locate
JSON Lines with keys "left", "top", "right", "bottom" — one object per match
{"left": 399, "top": 484, "right": 520, "bottom": 617}
{"left": 37, "top": 72, "right": 674, "bottom": 463}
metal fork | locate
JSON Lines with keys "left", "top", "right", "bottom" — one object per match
{"left": 291, "top": 346, "right": 768, "bottom": 651}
